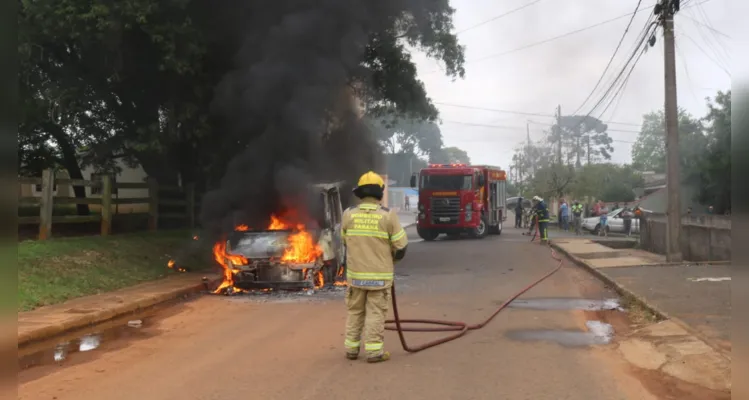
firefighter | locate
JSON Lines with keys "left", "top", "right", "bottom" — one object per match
{"left": 571, "top": 200, "right": 584, "bottom": 235}
{"left": 342, "top": 171, "right": 408, "bottom": 363}
{"left": 531, "top": 195, "right": 550, "bottom": 243}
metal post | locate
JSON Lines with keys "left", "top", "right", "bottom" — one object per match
{"left": 662, "top": 0, "right": 682, "bottom": 261}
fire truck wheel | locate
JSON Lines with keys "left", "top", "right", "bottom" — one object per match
{"left": 471, "top": 215, "right": 489, "bottom": 239}
{"left": 489, "top": 221, "right": 502, "bottom": 235}
{"left": 417, "top": 227, "right": 439, "bottom": 241}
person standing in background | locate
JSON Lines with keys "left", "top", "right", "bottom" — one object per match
{"left": 598, "top": 201, "right": 609, "bottom": 237}
{"left": 571, "top": 200, "right": 584, "bottom": 235}
{"left": 515, "top": 197, "right": 524, "bottom": 228}
{"left": 621, "top": 207, "right": 634, "bottom": 237}
{"left": 404, "top": 196, "right": 410, "bottom": 211}
{"left": 559, "top": 200, "right": 569, "bottom": 231}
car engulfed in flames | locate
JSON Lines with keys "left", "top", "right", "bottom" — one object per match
{"left": 211, "top": 183, "right": 347, "bottom": 294}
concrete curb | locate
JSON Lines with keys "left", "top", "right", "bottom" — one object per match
{"left": 18, "top": 276, "right": 219, "bottom": 347}
{"left": 550, "top": 241, "right": 731, "bottom": 360}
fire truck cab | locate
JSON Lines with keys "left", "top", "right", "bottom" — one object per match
{"left": 410, "top": 164, "right": 507, "bottom": 241}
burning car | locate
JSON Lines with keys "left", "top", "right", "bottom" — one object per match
{"left": 213, "top": 182, "right": 346, "bottom": 293}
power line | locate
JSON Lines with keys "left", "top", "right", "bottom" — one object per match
{"left": 455, "top": 0, "right": 544, "bottom": 35}
{"left": 685, "top": 4, "right": 731, "bottom": 68}
{"left": 678, "top": 30, "right": 731, "bottom": 76}
{"left": 439, "top": 119, "right": 638, "bottom": 143}
{"left": 464, "top": 5, "right": 658, "bottom": 66}
{"left": 577, "top": 21, "right": 657, "bottom": 126}
{"left": 570, "top": 0, "right": 646, "bottom": 116}
{"left": 596, "top": 46, "right": 648, "bottom": 119}
{"left": 432, "top": 101, "right": 641, "bottom": 127}
{"left": 425, "top": 0, "right": 712, "bottom": 75}
{"left": 678, "top": 13, "right": 730, "bottom": 38}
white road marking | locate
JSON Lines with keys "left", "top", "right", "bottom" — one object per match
{"left": 688, "top": 277, "right": 731, "bottom": 282}
{"left": 409, "top": 239, "right": 424, "bottom": 244}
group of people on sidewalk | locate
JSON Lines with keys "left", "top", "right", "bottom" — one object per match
{"left": 515, "top": 197, "right": 587, "bottom": 236}
{"left": 515, "top": 197, "right": 641, "bottom": 238}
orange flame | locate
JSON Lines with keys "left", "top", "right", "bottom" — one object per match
{"left": 212, "top": 239, "right": 249, "bottom": 294}
{"left": 210, "top": 214, "right": 324, "bottom": 293}
{"left": 167, "top": 259, "right": 187, "bottom": 273}
{"left": 281, "top": 225, "right": 323, "bottom": 263}
{"left": 268, "top": 215, "right": 291, "bottom": 230}
{"left": 334, "top": 265, "right": 347, "bottom": 286}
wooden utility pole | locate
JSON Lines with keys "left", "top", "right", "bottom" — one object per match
{"left": 660, "top": 0, "right": 682, "bottom": 262}
{"left": 555, "top": 105, "right": 562, "bottom": 165}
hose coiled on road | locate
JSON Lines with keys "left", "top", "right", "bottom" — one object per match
{"left": 385, "top": 226, "right": 563, "bottom": 353}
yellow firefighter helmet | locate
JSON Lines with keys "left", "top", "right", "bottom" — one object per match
{"left": 356, "top": 171, "right": 385, "bottom": 188}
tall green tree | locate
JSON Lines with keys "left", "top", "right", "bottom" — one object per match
{"left": 694, "top": 91, "right": 731, "bottom": 213}
{"left": 429, "top": 146, "right": 470, "bottom": 164}
{"left": 18, "top": 0, "right": 466, "bottom": 192}
{"left": 568, "top": 163, "right": 643, "bottom": 202}
{"left": 553, "top": 115, "right": 613, "bottom": 166}
{"left": 631, "top": 109, "right": 706, "bottom": 174}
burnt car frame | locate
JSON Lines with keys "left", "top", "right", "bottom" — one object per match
{"left": 224, "top": 182, "right": 346, "bottom": 290}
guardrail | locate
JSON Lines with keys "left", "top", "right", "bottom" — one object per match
{"left": 19, "top": 169, "right": 196, "bottom": 240}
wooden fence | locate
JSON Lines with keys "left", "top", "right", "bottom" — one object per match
{"left": 19, "top": 169, "right": 196, "bottom": 240}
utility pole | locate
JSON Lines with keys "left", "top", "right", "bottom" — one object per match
{"left": 659, "top": 0, "right": 682, "bottom": 262}
{"left": 525, "top": 121, "right": 531, "bottom": 179}
{"left": 555, "top": 105, "right": 563, "bottom": 165}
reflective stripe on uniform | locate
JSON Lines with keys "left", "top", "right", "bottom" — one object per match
{"left": 538, "top": 219, "right": 549, "bottom": 223}
{"left": 345, "top": 229, "right": 389, "bottom": 239}
{"left": 390, "top": 229, "right": 406, "bottom": 241}
{"left": 365, "top": 342, "right": 383, "bottom": 351}
{"left": 344, "top": 339, "right": 360, "bottom": 349}
{"left": 359, "top": 204, "right": 378, "bottom": 211}
{"left": 352, "top": 279, "right": 386, "bottom": 287}
{"left": 348, "top": 270, "right": 394, "bottom": 280}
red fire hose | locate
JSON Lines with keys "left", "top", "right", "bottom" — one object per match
{"left": 384, "top": 234, "right": 563, "bottom": 353}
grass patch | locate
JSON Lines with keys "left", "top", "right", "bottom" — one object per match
{"left": 620, "top": 293, "right": 662, "bottom": 326}
{"left": 18, "top": 230, "right": 214, "bottom": 312}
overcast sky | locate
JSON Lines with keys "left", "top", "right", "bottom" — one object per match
{"left": 412, "top": 0, "right": 732, "bottom": 169}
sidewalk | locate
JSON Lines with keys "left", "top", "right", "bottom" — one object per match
{"left": 18, "top": 272, "right": 218, "bottom": 346}
{"left": 551, "top": 238, "right": 731, "bottom": 356}
{"left": 397, "top": 210, "right": 417, "bottom": 228}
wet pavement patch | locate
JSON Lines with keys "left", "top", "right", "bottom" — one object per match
{"left": 508, "top": 297, "right": 623, "bottom": 311}
{"left": 505, "top": 321, "right": 615, "bottom": 347}
{"left": 18, "top": 318, "right": 155, "bottom": 372}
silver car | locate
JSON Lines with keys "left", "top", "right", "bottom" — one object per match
{"left": 581, "top": 208, "right": 640, "bottom": 235}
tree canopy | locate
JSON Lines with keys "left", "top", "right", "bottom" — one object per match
{"left": 429, "top": 146, "right": 471, "bottom": 164}
{"left": 630, "top": 109, "right": 706, "bottom": 174}
{"left": 510, "top": 91, "right": 730, "bottom": 212}
{"left": 18, "top": 0, "right": 467, "bottom": 202}
{"left": 693, "top": 91, "right": 731, "bottom": 213}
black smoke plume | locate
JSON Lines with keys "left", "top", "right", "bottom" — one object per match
{"left": 199, "top": 0, "right": 400, "bottom": 237}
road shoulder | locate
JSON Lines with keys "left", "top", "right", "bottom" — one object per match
{"left": 18, "top": 272, "right": 218, "bottom": 347}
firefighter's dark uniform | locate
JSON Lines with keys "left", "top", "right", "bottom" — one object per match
{"left": 342, "top": 172, "right": 408, "bottom": 363}
{"left": 534, "top": 199, "right": 550, "bottom": 242}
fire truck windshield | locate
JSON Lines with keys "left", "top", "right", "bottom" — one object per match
{"left": 420, "top": 175, "right": 472, "bottom": 190}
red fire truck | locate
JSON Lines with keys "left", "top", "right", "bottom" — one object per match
{"left": 409, "top": 164, "right": 507, "bottom": 241}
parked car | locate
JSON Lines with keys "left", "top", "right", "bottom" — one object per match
{"left": 581, "top": 208, "right": 640, "bottom": 235}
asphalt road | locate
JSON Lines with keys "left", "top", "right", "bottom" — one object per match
{"left": 19, "top": 227, "right": 691, "bottom": 400}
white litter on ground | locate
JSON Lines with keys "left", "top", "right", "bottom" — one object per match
{"left": 688, "top": 277, "right": 731, "bottom": 282}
